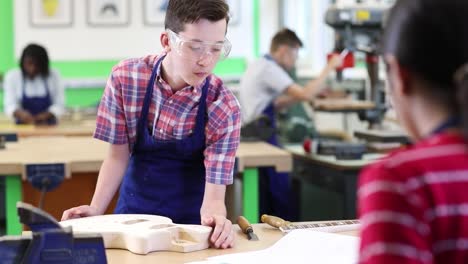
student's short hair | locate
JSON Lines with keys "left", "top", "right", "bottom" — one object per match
{"left": 20, "top": 43, "right": 50, "bottom": 77}
{"left": 164, "top": 0, "right": 230, "bottom": 33}
{"left": 270, "top": 29, "right": 303, "bottom": 53}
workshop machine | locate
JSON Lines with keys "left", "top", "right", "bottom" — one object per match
{"left": 300, "top": 0, "right": 396, "bottom": 158}
{"left": 325, "top": 0, "right": 393, "bottom": 127}
{"left": 0, "top": 202, "right": 107, "bottom": 264}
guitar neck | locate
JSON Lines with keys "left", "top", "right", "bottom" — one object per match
{"left": 279, "top": 220, "right": 360, "bottom": 233}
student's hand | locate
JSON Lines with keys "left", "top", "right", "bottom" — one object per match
{"left": 200, "top": 184, "right": 234, "bottom": 249}
{"left": 61, "top": 205, "right": 100, "bottom": 221}
{"left": 14, "top": 109, "right": 34, "bottom": 124}
{"left": 34, "top": 111, "right": 54, "bottom": 124}
{"left": 327, "top": 54, "right": 343, "bottom": 70}
{"left": 201, "top": 214, "right": 235, "bottom": 249}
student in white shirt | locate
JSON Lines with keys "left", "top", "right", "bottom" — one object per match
{"left": 3, "top": 43, "right": 64, "bottom": 125}
{"left": 238, "top": 29, "right": 341, "bottom": 219}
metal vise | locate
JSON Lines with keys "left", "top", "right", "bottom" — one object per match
{"left": 0, "top": 202, "right": 107, "bottom": 264}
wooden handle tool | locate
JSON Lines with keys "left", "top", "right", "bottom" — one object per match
{"left": 261, "top": 214, "right": 291, "bottom": 229}
{"left": 237, "top": 216, "right": 259, "bottom": 241}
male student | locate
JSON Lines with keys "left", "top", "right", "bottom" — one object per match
{"left": 238, "top": 28, "right": 341, "bottom": 219}
{"left": 62, "top": 0, "right": 240, "bottom": 249}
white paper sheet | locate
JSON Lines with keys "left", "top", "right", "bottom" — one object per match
{"left": 187, "top": 230, "right": 359, "bottom": 264}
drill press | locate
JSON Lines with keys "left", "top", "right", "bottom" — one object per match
{"left": 325, "top": 0, "right": 393, "bottom": 128}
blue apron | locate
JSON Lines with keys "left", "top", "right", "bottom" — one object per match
{"left": 17, "top": 77, "right": 57, "bottom": 125}
{"left": 115, "top": 56, "right": 209, "bottom": 224}
{"left": 258, "top": 54, "right": 291, "bottom": 220}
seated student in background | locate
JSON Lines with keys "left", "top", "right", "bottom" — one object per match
{"left": 3, "top": 43, "right": 64, "bottom": 125}
{"left": 358, "top": 0, "right": 468, "bottom": 263}
{"left": 238, "top": 28, "right": 341, "bottom": 219}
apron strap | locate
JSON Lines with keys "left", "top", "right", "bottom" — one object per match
{"left": 134, "top": 55, "right": 211, "bottom": 147}
{"left": 136, "top": 56, "right": 164, "bottom": 134}
{"left": 192, "top": 77, "right": 210, "bottom": 137}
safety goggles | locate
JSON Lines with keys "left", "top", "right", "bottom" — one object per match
{"left": 167, "top": 29, "right": 232, "bottom": 61}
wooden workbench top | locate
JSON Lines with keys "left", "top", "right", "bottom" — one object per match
{"left": 312, "top": 98, "right": 376, "bottom": 112}
{"left": 0, "top": 119, "right": 96, "bottom": 138}
{"left": 105, "top": 223, "right": 358, "bottom": 263}
{"left": 0, "top": 137, "right": 107, "bottom": 176}
{"left": 0, "top": 138, "right": 292, "bottom": 177}
{"left": 235, "top": 142, "right": 292, "bottom": 173}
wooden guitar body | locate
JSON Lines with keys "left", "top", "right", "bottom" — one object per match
{"left": 60, "top": 214, "right": 212, "bottom": 255}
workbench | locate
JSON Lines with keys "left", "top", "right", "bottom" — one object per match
{"left": 311, "top": 98, "right": 380, "bottom": 131}
{"left": 285, "top": 144, "right": 383, "bottom": 219}
{"left": 0, "top": 137, "right": 292, "bottom": 235}
{"left": 234, "top": 142, "right": 292, "bottom": 223}
{"left": 0, "top": 119, "right": 96, "bottom": 138}
{"left": 104, "top": 223, "right": 358, "bottom": 263}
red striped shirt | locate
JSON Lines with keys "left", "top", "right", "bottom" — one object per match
{"left": 358, "top": 131, "right": 468, "bottom": 264}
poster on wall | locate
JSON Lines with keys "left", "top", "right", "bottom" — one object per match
{"left": 29, "top": 0, "right": 73, "bottom": 27}
{"left": 87, "top": 0, "right": 130, "bottom": 27}
{"left": 143, "top": 0, "right": 168, "bottom": 26}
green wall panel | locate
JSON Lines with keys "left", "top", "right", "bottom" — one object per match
{"left": 65, "top": 88, "right": 104, "bottom": 108}
{"left": 253, "top": 0, "right": 261, "bottom": 57}
{"left": 51, "top": 57, "right": 246, "bottom": 79}
{"left": 52, "top": 61, "right": 118, "bottom": 78}
{"left": 0, "top": 0, "right": 15, "bottom": 73}
{"left": 0, "top": 89, "right": 104, "bottom": 111}
{"left": 0, "top": 91, "right": 3, "bottom": 111}
{"left": 213, "top": 57, "right": 246, "bottom": 75}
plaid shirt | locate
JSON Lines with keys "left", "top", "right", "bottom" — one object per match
{"left": 94, "top": 54, "right": 241, "bottom": 185}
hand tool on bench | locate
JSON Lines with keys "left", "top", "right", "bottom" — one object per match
{"left": 237, "top": 216, "right": 259, "bottom": 241}
{"left": 261, "top": 214, "right": 360, "bottom": 233}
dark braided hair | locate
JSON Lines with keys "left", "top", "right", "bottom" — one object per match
{"left": 20, "top": 43, "right": 50, "bottom": 78}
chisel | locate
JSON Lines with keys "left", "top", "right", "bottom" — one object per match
{"left": 237, "top": 216, "right": 259, "bottom": 241}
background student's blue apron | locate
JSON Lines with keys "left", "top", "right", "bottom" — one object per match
{"left": 17, "top": 77, "right": 57, "bottom": 125}
{"left": 115, "top": 56, "right": 209, "bottom": 224}
{"left": 258, "top": 54, "right": 292, "bottom": 220}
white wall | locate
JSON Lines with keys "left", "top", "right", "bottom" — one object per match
{"left": 258, "top": 0, "right": 281, "bottom": 56}
{"left": 14, "top": 0, "right": 254, "bottom": 61}
{"left": 281, "top": 0, "right": 334, "bottom": 77}
{"left": 256, "top": 0, "right": 336, "bottom": 77}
